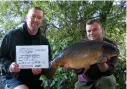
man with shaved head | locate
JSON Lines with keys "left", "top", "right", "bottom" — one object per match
{"left": 0, "top": 7, "right": 55, "bottom": 89}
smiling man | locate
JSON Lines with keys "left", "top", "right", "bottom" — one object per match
{"left": 0, "top": 7, "right": 56, "bottom": 89}
{"left": 74, "top": 19, "right": 119, "bottom": 89}
{"left": 26, "top": 7, "right": 43, "bottom": 35}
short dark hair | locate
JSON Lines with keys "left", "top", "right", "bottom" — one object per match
{"left": 27, "top": 7, "right": 44, "bottom": 15}
{"left": 86, "top": 19, "right": 101, "bottom": 25}
{"left": 32, "top": 7, "right": 42, "bottom": 10}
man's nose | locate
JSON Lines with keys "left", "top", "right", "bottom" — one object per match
{"left": 90, "top": 31, "right": 94, "bottom": 35}
{"left": 33, "top": 17, "right": 39, "bottom": 22}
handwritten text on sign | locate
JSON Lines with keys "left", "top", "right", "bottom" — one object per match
{"left": 16, "top": 45, "right": 49, "bottom": 69}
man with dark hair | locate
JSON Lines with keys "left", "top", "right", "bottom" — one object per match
{"left": 74, "top": 19, "right": 118, "bottom": 89}
{"left": 0, "top": 7, "right": 56, "bottom": 89}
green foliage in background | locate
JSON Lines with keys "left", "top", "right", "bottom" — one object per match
{"left": 0, "top": 1, "right": 126, "bottom": 89}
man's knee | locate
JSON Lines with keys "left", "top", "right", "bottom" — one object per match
{"left": 14, "top": 85, "right": 29, "bottom": 89}
{"left": 96, "top": 75, "right": 116, "bottom": 89}
{"left": 100, "top": 75, "right": 116, "bottom": 84}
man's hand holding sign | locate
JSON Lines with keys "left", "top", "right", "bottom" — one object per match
{"left": 9, "top": 45, "right": 49, "bottom": 75}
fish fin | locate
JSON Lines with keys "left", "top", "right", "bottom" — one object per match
{"left": 97, "top": 55, "right": 104, "bottom": 60}
{"left": 50, "top": 61, "right": 56, "bottom": 68}
{"left": 96, "top": 48, "right": 104, "bottom": 61}
{"left": 64, "top": 63, "right": 70, "bottom": 68}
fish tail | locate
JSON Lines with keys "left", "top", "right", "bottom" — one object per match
{"left": 50, "top": 61, "right": 57, "bottom": 68}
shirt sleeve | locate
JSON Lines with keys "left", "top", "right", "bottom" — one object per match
{"left": 0, "top": 33, "right": 12, "bottom": 75}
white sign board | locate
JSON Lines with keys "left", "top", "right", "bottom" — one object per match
{"left": 16, "top": 45, "right": 49, "bottom": 69}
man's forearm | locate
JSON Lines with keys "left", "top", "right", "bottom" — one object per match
{"left": 97, "top": 63, "right": 109, "bottom": 72}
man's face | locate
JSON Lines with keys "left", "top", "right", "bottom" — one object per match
{"left": 26, "top": 8, "right": 43, "bottom": 34}
{"left": 86, "top": 22, "right": 103, "bottom": 40}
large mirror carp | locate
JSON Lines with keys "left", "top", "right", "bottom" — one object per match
{"left": 51, "top": 40, "right": 119, "bottom": 69}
